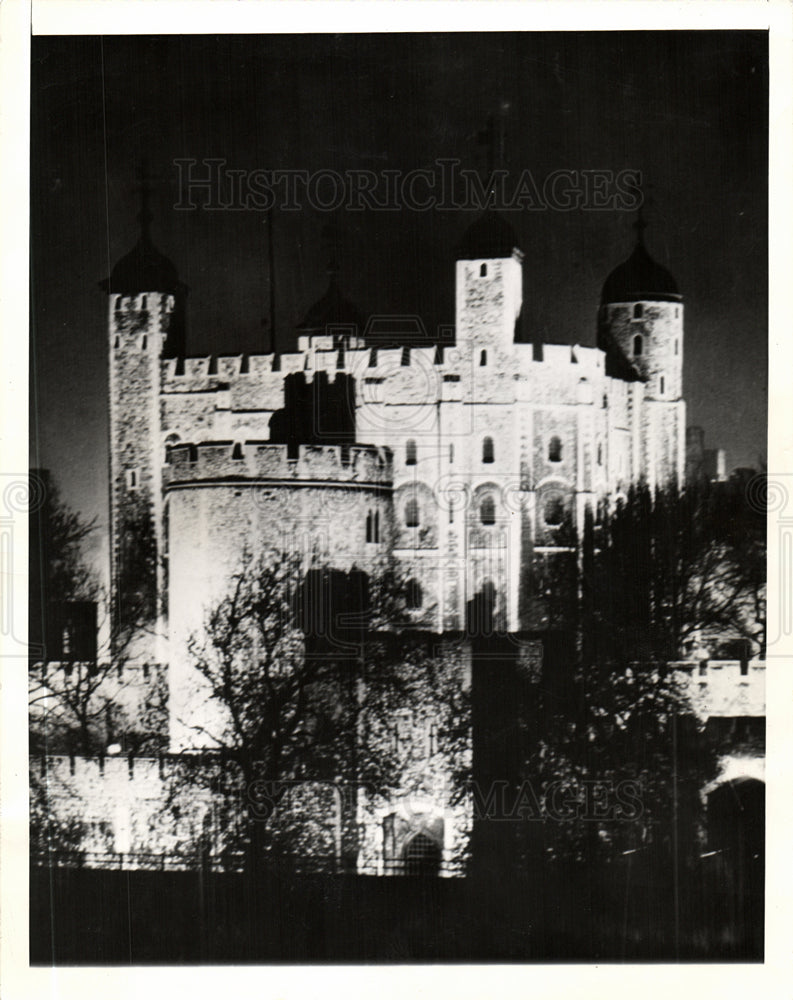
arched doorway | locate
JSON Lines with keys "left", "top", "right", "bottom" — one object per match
{"left": 402, "top": 833, "right": 442, "bottom": 876}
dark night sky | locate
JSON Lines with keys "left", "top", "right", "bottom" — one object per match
{"left": 30, "top": 32, "right": 768, "bottom": 573}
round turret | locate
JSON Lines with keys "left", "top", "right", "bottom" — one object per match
{"left": 598, "top": 223, "right": 683, "bottom": 402}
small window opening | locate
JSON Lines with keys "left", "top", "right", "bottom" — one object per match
{"left": 482, "top": 437, "right": 495, "bottom": 464}
{"left": 401, "top": 347, "right": 411, "bottom": 367}
{"left": 366, "top": 510, "right": 381, "bottom": 544}
{"left": 548, "top": 436, "right": 562, "bottom": 462}
{"left": 480, "top": 349, "right": 487, "bottom": 367}
{"left": 406, "top": 579, "right": 423, "bottom": 608}
{"left": 633, "top": 334, "right": 643, "bottom": 357}
{"left": 675, "top": 339, "right": 679, "bottom": 356}
{"left": 113, "top": 335, "right": 120, "bottom": 349}
{"left": 231, "top": 442, "right": 244, "bottom": 460}
{"left": 597, "top": 443, "right": 603, "bottom": 466}
{"left": 544, "top": 496, "right": 564, "bottom": 526}
{"left": 660, "top": 375, "right": 665, "bottom": 395}
{"left": 480, "top": 263, "right": 488, "bottom": 277}
{"left": 405, "top": 498, "right": 419, "bottom": 528}
{"left": 141, "top": 295, "right": 147, "bottom": 309}
{"left": 633, "top": 303, "right": 643, "bottom": 319}
{"left": 449, "top": 443, "right": 454, "bottom": 464}
{"left": 126, "top": 468, "right": 139, "bottom": 490}
{"left": 406, "top": 439, "right": 417, "bottom": 466}
{"left": 480, "top": 495, "right": 496, "bottom": 526}
{"left": 141, "top": 334, "right": 148, "bottom": 350}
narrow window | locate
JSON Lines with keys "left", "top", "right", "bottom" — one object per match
{"left": 401, "top": 346, "right": 411, "bottom": 367}
{"left": 482, "top": 437, "right": 495, "bottom": 464}
{"left": 675, "top": 339, "right": 679, "bottom": 356}
{"left": 366, "top": 510, "right": 380, "bottom": 544}
{"left": 405, "top": 498, "right": 419, "bottom": 528}
{"left": 548, "top": 436, "right": 562, "bottom": 462}
{"left": 115, "top": 296, "right": 122, "bottom": 312}
{"left": 633, "top": 303, "right": 643, "bottom": 319}
{"left": 231, "top": 442, "right": 244, "bottom": 460}
{"left": 366, "top": 511, "right": 373, "bottom": 543}
{"left": 660, "top": 375, "right": 665, "bottom": 395}
{"left": 544, "top": 496, "right": 564, "bottom": 526}
{"left": 633, "top": 334, "right": 643, "bottom": 357}
{"left": 406, "top": 439, "right": 417, "bottom": 466}
{"left": 406, "top": 579, "right": 423, "bottom": 608}
{"left": 126, "top": 468, "right": 139, "bottom": 490}
{"left": 675, "top": 306, "right": 679, "bottom": 319}
{"left": 480, "top": 349, "right": 487, "bottom": 367}
{"left": 480, "top": 263, "right": 487, "bottom": 277}
{"left": 113, "top": 335, "right": 120, "bottom": 349}
{"left": 62, "top": 626, "right": 71, "bottom": 658}
{"left": 374, "top": 510, "right": 380, "bottom": 543}
{"left": 480, "top": 495, "right": 496, "bottom": 526}
{"left": 449, "top": 443, "right": 454, "bottom": 464}
{"left": 141, "top": 334, "right": 148, "bottom": 350}
{"left": 141, "top": 295, "right": 147, "bottom": 309}
{"left": 597, "top": 443, "right": 603, "bottom": 466}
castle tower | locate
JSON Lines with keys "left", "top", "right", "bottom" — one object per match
{"left": 598, "top": 215, "right": 685, "bottom": 486}
{"left": 101, "top": 176, "right": 186, "bottom": 661}
{"left": 454, "top": 211, "right": 523, "bottom": 355}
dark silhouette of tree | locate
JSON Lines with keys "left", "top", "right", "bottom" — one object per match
{"left": 28, "top": 470, "right": 162, "bottom": 756}
{"left": 163, "top": 550, "right": 469, "bottom": 872}
{"left": 521, "top": 477, "right": 764, "bottom": 864}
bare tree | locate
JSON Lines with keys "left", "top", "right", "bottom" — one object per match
{"left": 165, "top": 549, "right": 469, "bottom": 871}
{"left": 28, "top": 470, "right": 163, "bottom": 755}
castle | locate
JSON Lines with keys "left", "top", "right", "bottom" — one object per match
{"left": 27, "top": 201, "right": 766, "bottom": 881}
{"left": 104, "top": 207, "right": 686, "bottom": 753}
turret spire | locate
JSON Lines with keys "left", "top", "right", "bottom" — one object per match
{"left": 633, "top": 203, "right": 647, "bottom": 248}
{"left": 134, "top": 157, "right": 154, "bottom": 242}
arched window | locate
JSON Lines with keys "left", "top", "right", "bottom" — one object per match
{"left": 480, "top": 349, "right": 487, "bottom": 367}
{"left": 405, "top": 439, "right": 417, "bottom": 466}
{"left": 405, "top": 498, "right": 419, "bottom": 528}
{"left": 548, "top": 436, "right": 562, "bottom": 462}
{"left": 406, "top": 579, "right": 423, "bottom": 608}
{"left": 480, "top": 495, "right": 496, "bottom": 526}
{"left": 544, "top": 496, "right": 564, "bottom": 526}
{"left": 480, "top": 263, "right": 488, "bottom": 277}
{"left": 482, "top": 437, "right": 494, "bottom": 464}
{"left": 633, "top": 334, "right": 643, "bottom": 357}
{"left": 633, "top": 303, "right": 643, "bottom": 319}
{"left": 231, "top": 442, "right": 244, "bottom": 460}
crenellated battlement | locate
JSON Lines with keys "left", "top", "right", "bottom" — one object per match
{"left": 164, "top": 441, "right": 393, "bottom": 488}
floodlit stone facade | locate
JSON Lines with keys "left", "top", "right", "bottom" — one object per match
{"left": 96, "top": 210, "right": 698, "bottom": 872}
